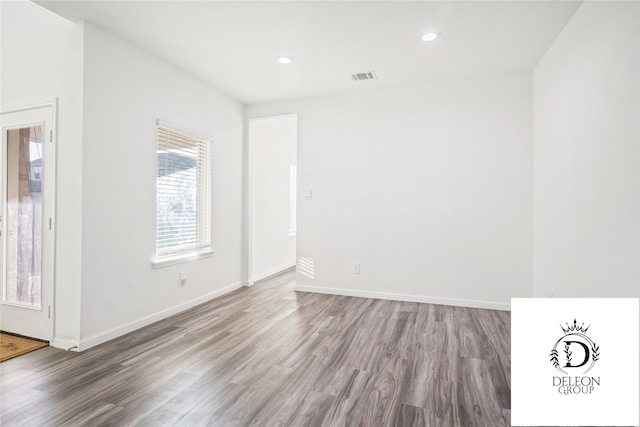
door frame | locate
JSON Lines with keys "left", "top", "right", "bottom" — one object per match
{"left": 246, "top": 113, "right": 297, "bottom": 286}
{"left": 0, "top": 99, "right": 57, "bottom": 341}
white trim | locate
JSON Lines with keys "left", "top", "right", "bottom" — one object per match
{"left": 78, "top": 280, "right": 244, "bottom": 351}
{"left": 51, "top": 337, "right": 79, "bottom": 352}
{"left": 0, "top": 301, "right": 43, "bottom": 311}
{"left": 294, "top": 284, "right": 511, "bottom": 311}
{"left": 246, "top": 118, "right": 254, "bottom": 286}
{"left": 248, "top": 113, "right": 298, "bottom": 123}
{"left": 0, "top": 101, "right": 58, "bottom": 116}
{"left": 249, "top": 263, "right": 296, "bottom": 285}
{"left": 156, "top": 118, "right": 213, "bottom": 142}
{"left": 289, "top": 162, "right": 297, "bottom": 236}
{"left": 152, "top": 248, "right": 215, "bottom": 269}
{"left": 51, "top": 99, "right": 59, "bottom": 345}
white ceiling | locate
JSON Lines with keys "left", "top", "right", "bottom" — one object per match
{"left": 37, "top": 1, "right": 581, "bottom": 104}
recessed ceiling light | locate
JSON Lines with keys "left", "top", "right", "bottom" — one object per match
{"left": 277, "top": 56, "right": 294, "bottom": 64}
{"left": 421, "top": 32, "right": 440, "bottom": 42}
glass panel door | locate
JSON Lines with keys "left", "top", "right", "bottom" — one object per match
{"left": 3, "top": 125, "right": 43, "bottom": 307}
{"left": 1, "top": 102, "right": 54, "bottom": 342}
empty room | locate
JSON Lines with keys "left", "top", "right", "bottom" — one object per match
{"left": 1, "top": 0, "right": 639, "bottom": 426}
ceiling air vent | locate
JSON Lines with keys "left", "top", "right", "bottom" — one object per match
{"left": 351, "top": 71, "right": 376, "bottom": 81}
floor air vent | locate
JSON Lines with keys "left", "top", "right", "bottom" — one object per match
{"left": 351, "top": 71, "right": 376, "bottom": 81}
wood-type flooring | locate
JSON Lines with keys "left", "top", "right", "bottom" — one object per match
{"left": 0, "top": 270, "right": 512, "bottom": 426}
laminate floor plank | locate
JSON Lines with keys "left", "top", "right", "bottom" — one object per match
{"left": 395, "top": 404, "right": 431, "bottom": 427}
{"left": 0, "top": 269, "right": 513, "bottom": 426}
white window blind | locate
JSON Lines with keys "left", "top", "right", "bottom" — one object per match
{"left": 156, "top": 125, "right": 211, "bottom": 257}
{"left": 289, "top": 162, "right": 297, "bottom": 236}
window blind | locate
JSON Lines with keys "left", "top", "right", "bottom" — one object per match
{"left": 156, "top": 125, "right": 211, "bottom": 257}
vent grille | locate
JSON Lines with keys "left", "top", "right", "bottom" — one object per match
{"left": 297, "top": 257, "right": 315, "bottom": 279}
{"left": 351, "top": 71, "right": 376, "bottom": 81}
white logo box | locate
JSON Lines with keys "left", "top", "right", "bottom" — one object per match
{"left": 511, "top": 298, "right": 639, "bottom": 426}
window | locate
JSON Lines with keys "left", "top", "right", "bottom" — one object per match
{"left": 289, "top": 162, "right": 297, "bottom": 236}
{"left": 155, "top": 123, "right": 212, "bottom": 264}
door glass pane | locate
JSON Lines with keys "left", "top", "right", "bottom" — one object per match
{"left": 4, "top": 126, "right": 42, "bottom": 307}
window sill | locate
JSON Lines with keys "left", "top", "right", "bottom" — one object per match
{"left": 152, "top": 249, "right": 215, "bottom": 269}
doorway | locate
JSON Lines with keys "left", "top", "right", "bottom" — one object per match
{"left": 0, "top": 103, "right": 56, "bottom": 341}
{"left": 248, "top": 114, "right": 297, "bottom": 284}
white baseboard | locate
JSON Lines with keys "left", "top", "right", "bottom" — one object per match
{"left": 249, "top": 263, "right": 296, "bottom": 286}
{"left": 294, "top": 284, "right": 511, "bottom": 311}
{"left": 51, "top": 337, "right": 80, "bottom": 351}
{"left": 78, "top": 281, "right": 244, "bottom": 351}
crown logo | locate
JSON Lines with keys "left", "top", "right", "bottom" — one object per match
{"left": 560, "top": 319, "right": 590, "bottom": 334}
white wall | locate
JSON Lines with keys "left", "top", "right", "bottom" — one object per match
{"left": 80, "top": 24, "right": 244, "bottom": 347}
{"left": 248, "top": 73, "right": 533, "bottom": 309}
{"left": 249, "top": 115, "right": 297, "bottom": 283}
{"left": 533, "top": 1, "right": 640, "bottom": 298}
{"left": 0, "top": 0, "right": 84, "bottom": 348}
{"left": 7, "top": 0, "right": 635, "bottom": 353}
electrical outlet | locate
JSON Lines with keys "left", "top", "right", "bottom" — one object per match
{"left": 180, "top": 272, "right": 187, "bottom": 286}
{"left": 352, "top": 263, "right": 360, "bottom": 274}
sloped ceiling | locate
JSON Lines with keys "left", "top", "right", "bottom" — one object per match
{"left": 37, "top": 1, "right": 582, "bottom": 104}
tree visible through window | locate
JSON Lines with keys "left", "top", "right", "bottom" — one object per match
{"left": 156, "top": 125, "right": 211, "bottom": 257}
